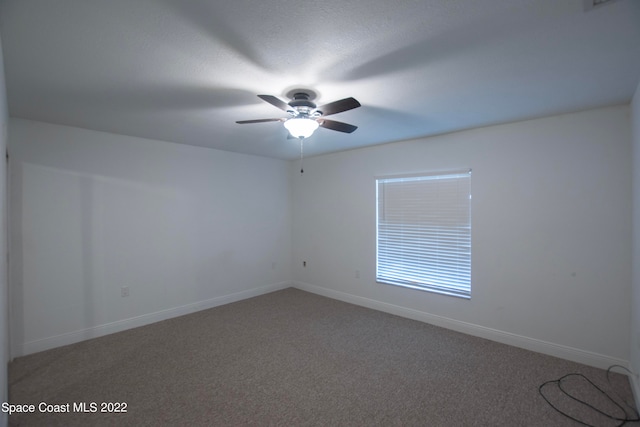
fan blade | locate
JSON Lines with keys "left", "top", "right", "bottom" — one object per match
{"left": 257, "top": 95, "right": 291, "bottom": 112}
{"left": 236, "top": 118, "right": 283, "bottom": 124}
{"left": 316, "top": 97, "right": 361, "bottom": 116}
{"left": 319, "top": 119, "right": 358, "bottom": 133}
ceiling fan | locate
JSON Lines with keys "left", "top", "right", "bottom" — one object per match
{"left": 236, "top": 89, "right": 361, "bottom": 139}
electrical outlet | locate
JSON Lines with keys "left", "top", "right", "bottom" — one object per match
{"left": 355, "top": 270, "right": 360, "bottom": 279}
{"left": 303, "top": 261, "right": 307, "bottom": 267}
{"left": 121, "top": 286, "right": 129, "bottom": 297}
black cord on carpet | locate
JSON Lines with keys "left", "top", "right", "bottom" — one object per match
{"left": 539, "top": 365, "right": 640, "bottom": 426}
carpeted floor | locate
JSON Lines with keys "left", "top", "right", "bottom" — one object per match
{"left": 8, "top": 288, "right": 640, "bottom": 426}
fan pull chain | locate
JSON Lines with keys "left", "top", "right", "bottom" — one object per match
{"left": 299, "top": 137, "right": 304, "bottom": 174}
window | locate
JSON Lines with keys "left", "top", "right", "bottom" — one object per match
{"left": 376, "top": 170, "right": 471, "bottom": 299}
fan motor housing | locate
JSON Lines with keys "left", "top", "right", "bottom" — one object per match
{"left": 288, "top": 91, "right": 316, "bottom": 110}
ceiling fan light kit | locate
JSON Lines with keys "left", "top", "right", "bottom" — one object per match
{"left": 283, "top": 117, "right": 319, "bottom": 139}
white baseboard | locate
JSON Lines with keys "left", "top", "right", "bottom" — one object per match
{"left": 16, "top": 281, "right": 291, "bottom": 357}
{"left": 17, "top": 280, "right": 630, "bottom": 373}
{"left": 293, "top": 281, "right": 629, "bottom": 371}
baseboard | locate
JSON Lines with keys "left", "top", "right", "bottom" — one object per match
{"left": 17, "top": 280, "right": 630, "bottom": 371}
{"left": 16, "top": 281, "right": 292, "bottom": 357}
{"left": 293, "top": 281, "right": 628, "bottom": 371}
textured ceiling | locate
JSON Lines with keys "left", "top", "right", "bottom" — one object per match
{"left": 1, "top": 0, "right": 639, "bottom": 160}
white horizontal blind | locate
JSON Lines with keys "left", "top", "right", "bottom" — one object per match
{"left": 376, "top": 170, "right": 471, "bottom": 298}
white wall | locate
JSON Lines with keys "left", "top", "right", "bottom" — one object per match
{"left": 0, "top": 34, "right": 9, "bottom": 427}
{"left": 7, "top": 103, "right": 633, "bottom": 373}
{"left": 8, "top": 119, "right": 292, "bottom": 356}
{"left": 292, "top": 105, "right": 632, "bottom": 368}
{"left": 631, "top": 81, "right": 640, "bottom": 395}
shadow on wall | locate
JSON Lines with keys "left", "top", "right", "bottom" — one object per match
{"left": 10, "top": 161, "right": 203, "bottom": 357}
{"left": 11, "top": 163, "right": 100, "bottom": 355}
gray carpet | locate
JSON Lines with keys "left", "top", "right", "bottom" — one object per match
{"left": 8, "top": 288, "right": 640, "bottom": 426}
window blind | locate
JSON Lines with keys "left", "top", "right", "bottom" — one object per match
{"left": 376, "top": 170, "right": 471, "bottom": 299}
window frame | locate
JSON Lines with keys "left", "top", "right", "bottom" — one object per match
{"left": 375, "top": 169, "right": 472, "bottom": 299}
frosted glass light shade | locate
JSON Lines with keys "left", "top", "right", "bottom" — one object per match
{"left": 284, "top": 118, "right": 319, "bottom": 139}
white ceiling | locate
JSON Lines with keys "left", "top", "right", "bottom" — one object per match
{"left": 1, "top": 0, "right": 639, "bottom": 160}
